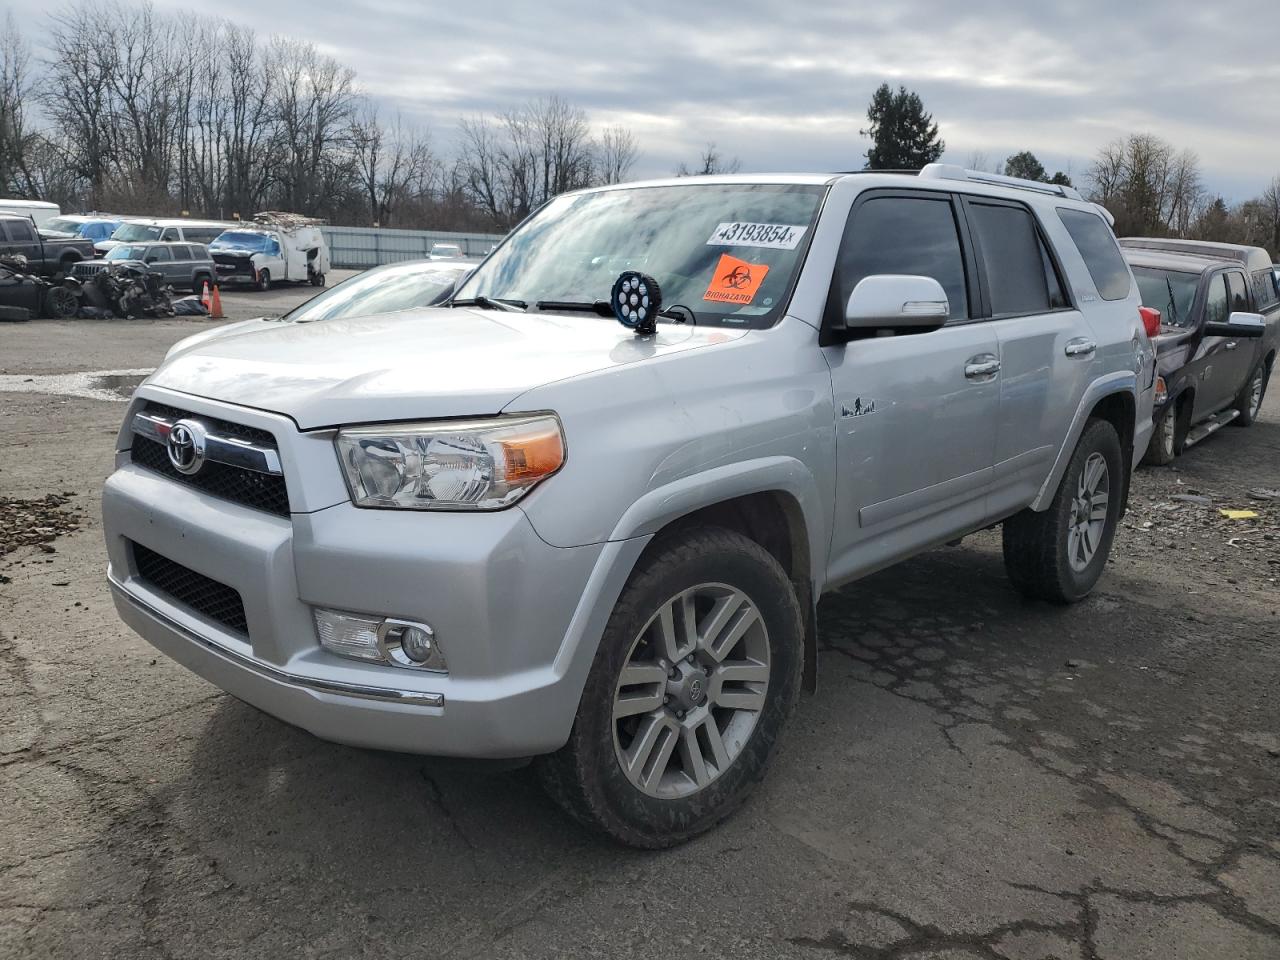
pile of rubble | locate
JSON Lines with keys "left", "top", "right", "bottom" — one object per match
{"left": 0, "top": 493, "right": 84, "bottom": 557}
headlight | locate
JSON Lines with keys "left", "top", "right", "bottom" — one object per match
{"left": 335, "top": 414, "right": 565, "bottom": 510}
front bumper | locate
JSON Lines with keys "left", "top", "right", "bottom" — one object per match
{"left": 103, "top": 424, "right": 640, "bottom": 758}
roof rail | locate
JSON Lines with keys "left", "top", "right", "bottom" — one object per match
{"left": 918, "top": 163, "right": 1084, "bottom": 201}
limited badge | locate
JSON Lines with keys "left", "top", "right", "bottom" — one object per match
{"left": 703, "top": 253, "right": 769, "bottom": 305}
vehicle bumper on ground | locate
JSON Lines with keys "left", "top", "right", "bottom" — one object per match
{"left": 103, "top": 461, "right": 629, "bottom": 758}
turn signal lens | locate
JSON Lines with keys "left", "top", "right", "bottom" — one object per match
{"left": 1154, "top": 376, "right": 1168, "bottom": 405}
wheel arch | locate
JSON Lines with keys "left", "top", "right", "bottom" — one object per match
{"left": 1031, "top": 372, "right": 1138, "bottom": 514}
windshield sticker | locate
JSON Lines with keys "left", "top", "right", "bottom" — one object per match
{"left": 703, "top": 253, "right": 770, "bottom": 305}
{"left": 706, "top": 221, "right": 806, "bottom": 250}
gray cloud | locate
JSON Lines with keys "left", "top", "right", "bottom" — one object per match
{"left": 146, "top": 0, "right": 1279, "bottom": 198}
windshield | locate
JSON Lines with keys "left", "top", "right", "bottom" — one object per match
{"left": 1132, "top": 267, "right": 1199, "bottom": 329}
{"left": 105, "top": 245, "right": 148, "bottom": 260}
{"left": 43, "top": 217, "right": 80, "bottom": 234}
{"left": 282, "top": 261, "right": 472, "bottom": 322}
{"left": 456, "top": 182, "right": 827, "bottom": 328}
{"left": 113, "top": 223, "right": 163, "bottom": 242}
{"left": 212, "top": 231, "right": 275, "bottom": 252}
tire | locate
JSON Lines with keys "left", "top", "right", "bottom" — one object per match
{"left": 1232, "top": 359, "right": 1269, "bottom": 427}
{"left": 255, "top": 269, "right": 270, "bottom": 292}
{"left": 1002, "top": 418, "right": 1124, "bottom": 604}
{"left": 310, "top": 272, "right": 325, "bottom": 287}
{"left": 190, "top": 274, "right": 212, "bottom": 295}
{"left": 536, "top": 527, "right": 803, "bottom": 848}
{"left": 0, "top": 304, "right": 31, "bottom": 322}
{"left": 42, "top": 285, "right": 79, "bottom": 319}
{"left": 1142, "top": 402, "right": 1179, "bottom": 466}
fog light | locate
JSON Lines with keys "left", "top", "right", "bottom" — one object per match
{"left": 313, "top": 608, "right": 446, "bottom": 672}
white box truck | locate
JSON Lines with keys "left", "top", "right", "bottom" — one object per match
{"left": 208, "top": 213, "right": 331, "bottom": 291}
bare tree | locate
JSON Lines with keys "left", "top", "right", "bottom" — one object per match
{"left": 1087, "top": 134, "right": 1205, "bottom": 238}
{"left": 596, "top": 124, "right": 639, "bottom": 185}
{"left": 351, "top": 103, "right": 435, "bottom": 226}
{"left": 0, "top": 12, "right": 35, "bottom": 195}
{"left": 676, "top": 142, "right": 741, "bottom": 176}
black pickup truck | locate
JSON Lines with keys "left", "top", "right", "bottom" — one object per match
{"left": 0, "top": 213, "right": 97, "bottom": 276}
{"left": 1121, "top": 239, "right": 1277, "bottom": 464}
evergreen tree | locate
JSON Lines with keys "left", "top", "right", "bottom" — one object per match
{"left": 1003, "top": 150, "right": 1047, "bottom": 182}
{"left": 1048, "top": 171, "right": 1074, "bottom": 188}
{"left": 861, "top": 83, "right": 944, "bottom": 170}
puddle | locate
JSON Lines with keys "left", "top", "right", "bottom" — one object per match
{"left": 0, "top": 369, "right": 152, "bottom": 403}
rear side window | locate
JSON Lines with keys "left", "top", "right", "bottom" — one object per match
{"left": 1056, "top": 209, "right": 1131, "bottom": 301}
{"left": 147, "top": 247, "right": 173, "bottom": 262}
{"left": 173, "top": 245, "right": 191, "bottom": 261}
{"left": 838, "top": 194, "right": 969, "bottom": 320}
{"left": 1204, "top": 275, "right": 1229, "bottom": 326}
{"left": 188, "top": 228, "right": 222, "bottom": 243}
{"left": 3, "top": 220, "right": 35, "bottom": 241}
{"left": 1226, "top": 271, "right": 1249, "bottom": 312}
{"left": 967, "top": 201, "right": 1066, "bottom": 315}
{"left": 1251, "top": 269, "right": 1278, "bottom": 310}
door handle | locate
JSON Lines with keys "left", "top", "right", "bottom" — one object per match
{"left": 964, "top": 354, "right": 1001, "bottom": 379}
{"left": 1225, "top": 341, "right": 1238, "bottom": 351}
{"left": 1064, "top": 338, "right": 1097, "bottom": 358}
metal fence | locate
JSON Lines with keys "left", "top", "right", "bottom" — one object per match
{"left": 320, "top": 226, "right": 506, "bottom": 269}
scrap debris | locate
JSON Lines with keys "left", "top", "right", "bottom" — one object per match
{"left": 1, "top": 494, "right": 83, "bottom": 556}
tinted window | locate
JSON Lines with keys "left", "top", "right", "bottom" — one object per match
{"left": 191, "top": 245, "right": 208, "bottom": 259}
{"left": 160, "top": 228, "right": 179, "bottom": 241}
{"left": 1057, "top": 209, "right": 1131, "bottom": 301}
{"left": 968, "top": 201, "right": 1064, "bottom": 315}
{"left": 3, "top": 220, "right": 35, "bottom": 242}
{"left": 146, "top": 247, "right": 172, "bottom": 262}
{"left": 839, "top": 195, "right": 968, "bottom": 320}
{"left": 1132, "top": 267, "right": 1198, "bottom": 329}
{"left": 1204, "top": 275, "right": 1229, "bottom": 326}
{"left": 187, "top": 228, "right": 224, "bottom": 243}
{"left": 1226, "top": 271, "right": 1249, "bottom": 312}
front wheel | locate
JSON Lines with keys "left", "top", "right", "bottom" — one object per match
{"left": 310, "top": 271, "right": 325, "bottom": 287}
{"left": 43, "top": 285, "right": 80, "bottom": 319}
{"left": 1232, "top": 359, "right": 1269, "bottom": 427}
{"left": 1003, "top": 418, "right": 1124, "bottom": 604}
{"left": 536, "top": 527, "right": 802, "bottom": 848}
{"left": 255, "top": 268, "right": 271, "bottom": 292}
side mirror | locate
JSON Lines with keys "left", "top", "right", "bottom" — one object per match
{"left": 1204, "top": 311, "right": 1266, "bottom": 338}
{"left": 842, "top": 274, "right": 949, "bottom": 330}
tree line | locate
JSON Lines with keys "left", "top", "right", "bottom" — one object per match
{"left": 0, "top": 3, "right": 641, "bottom": 231}
{"left": 3, "top": 6, "right": 1278, "bottom": 249}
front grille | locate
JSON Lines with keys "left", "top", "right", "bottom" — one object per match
{"left": 129, "top": 403, "right": 291, "bottom": 518}
{"left": 131, "top": 541, "right": 248, "bottom": 636}
{"left": 72, "top": 261, "right": 108, "bottom": 278}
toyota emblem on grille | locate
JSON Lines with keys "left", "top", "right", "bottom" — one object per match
{"left": 166, "top": 419, "right": 207, "bottom": 475}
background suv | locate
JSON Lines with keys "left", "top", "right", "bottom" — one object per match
{"left": 73, "top": 241, "right": 215, "bottom": 292}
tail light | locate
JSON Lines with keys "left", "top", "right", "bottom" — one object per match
{"left": 1138, "top": 306, "right": 1161, "bottom": 339}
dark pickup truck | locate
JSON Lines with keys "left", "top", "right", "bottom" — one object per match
{"left": 0, "top": 213, "right": 97, "bottom": 276}
{"left": 1121, "top": 239, "right": 1277, "bottom": 464}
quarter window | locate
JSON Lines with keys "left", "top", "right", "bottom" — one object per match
{"left": 968, "top": 201, "right": 1064, "bottom": 315}
{"left": 1226, "top": 271, "right": 1249, "bottom": 312}
{"left": 1056, "top": 209, "right": 1131, "bottom": 301}
{"left": 838, "top": 195, "right": 969, "bottom": 320}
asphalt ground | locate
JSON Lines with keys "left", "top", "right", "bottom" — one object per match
{"left": 1, "top": 294, "right": 1277, "bottom": 959}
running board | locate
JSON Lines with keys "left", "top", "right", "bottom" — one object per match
{"left": 1183, "top": 409, "right": 1239, "bottom": 448}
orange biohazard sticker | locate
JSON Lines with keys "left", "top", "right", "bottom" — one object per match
{"left": 703, "top": 253, "right": 769, "bottom": 305}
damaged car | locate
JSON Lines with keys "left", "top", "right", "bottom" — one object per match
{"left": 0, "top": 257, "right": 81, "bottom": 320}
{"left": 208, "top": 213, "right": 330, "bottom": 291}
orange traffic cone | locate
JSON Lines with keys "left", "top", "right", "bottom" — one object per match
{"left": 209, "top": 284, "right": 224, "bottom": 320}
{"left": 200, "top": 280, "right": 211, "bottom": 311}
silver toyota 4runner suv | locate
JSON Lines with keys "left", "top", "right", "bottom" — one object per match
{"left": 104, "top": 165, "right": 1154, "bottom": 847}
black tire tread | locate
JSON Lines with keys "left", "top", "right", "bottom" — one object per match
{"left": 535, "top": 526, "right": 802, "bottom": 848}
{"left": 1003, "top": 418, "right": 1122, "bottom": 605}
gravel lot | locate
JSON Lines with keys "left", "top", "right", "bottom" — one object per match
{"left": 1, "top": 295, "right": 1278, "bottom": 959}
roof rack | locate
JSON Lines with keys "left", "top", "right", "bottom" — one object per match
{"left": 918, "top": 163, "right": 1084, "bottom": 201}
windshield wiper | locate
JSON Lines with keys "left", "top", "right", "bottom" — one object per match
{"left": 450, "top": 295, "right": 527, "bottom": 313}
{"left": 534, "top": 300, "right": 698, "bottom": 325}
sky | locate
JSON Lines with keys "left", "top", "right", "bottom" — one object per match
{"left": 34, "top": 0, "right": 1280, "bottom": 200}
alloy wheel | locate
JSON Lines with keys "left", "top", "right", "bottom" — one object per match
{"left": 1250, "top": 369, "right": 1265, "bottom": 419}
{"left": 1067, "top": 452, "right": 1110, "bottom": 573}
{"left": 612, "top": 583, "right": 770, "bottom": 799}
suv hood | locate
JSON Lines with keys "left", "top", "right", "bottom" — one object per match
{"left": 149, "top": 307, "right": 745, "bottom": 428}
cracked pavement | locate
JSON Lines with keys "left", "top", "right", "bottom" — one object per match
{"left": 2, "top": 311, "right": 1278, "bottom": 959}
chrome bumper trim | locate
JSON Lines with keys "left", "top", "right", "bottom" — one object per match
{"left": 111, "top": 576, "right": 445, "bottom": 708}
